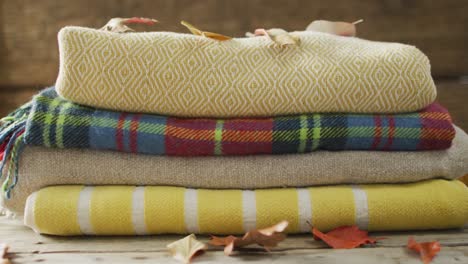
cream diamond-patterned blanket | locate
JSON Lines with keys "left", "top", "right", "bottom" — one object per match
{"left": 56, "top": 27, "right": 436, "bottom": 117}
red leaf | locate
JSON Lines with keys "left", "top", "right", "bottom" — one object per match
{"left": 312, "top": 225, "right": 382, "bottom": 249}
{"left": 407, "top": 237, "right": 441, "bottom": 264}
{"left": 100, "top": 17, "right": 158, "bottom": 33}
{"left": 123, "top": 17, "right": 158, "bottom": 25}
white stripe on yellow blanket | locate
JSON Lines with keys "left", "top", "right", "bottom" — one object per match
{"left": 351, "top": 186, "right": 369, "bottom": 230}
{"left": 184, "top": 189, "right": 199, "bottom": 233}
{"left": 198, "top": 190, "right": 243, "bottom": 234}
{"left": 297, "top": 188, "right": 312, "bottom": 232}
{"left": 309, "top": 186, "right": 356, "bottom": 230}
{"left": 256, "top": 189, "right": 299, "bottom": 233}
{"left": 144, "top": 187, "right": 185, "bottom": 234}
{"left": 77, "top": 186, "right": 94, "bottom": 234}
{"left": 132, "top": 186, "right": 147, "bottom": 235}
{"left": 90, "top": 186, "right": 134, "bottom": 235}
{"left": 23, "top": 180, "right": 468, "bottom": 236}
{"left": 23, "top": 192, "right": 37, "bottom": 232}
{"left": 242, "top": 190, "right": 256, "bottom": 232}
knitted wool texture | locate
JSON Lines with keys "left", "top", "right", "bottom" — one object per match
{"left": 56, "top": 27, "right": 436, "bottom": 117}
{"left": 3, "top": 126, "right": 467, "bottom": 214}
{"left": 24, "top": 180, "right": 468, "bottom": 236}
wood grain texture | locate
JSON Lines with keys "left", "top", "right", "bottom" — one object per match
{"left": 1, "top": 217, "right": 467, "bottom": 263}
{"left": 0, "top": 0, "right": 467, "bottom": 87}
{"left": 9, "top": 248, "right": 468, "bottom": 264}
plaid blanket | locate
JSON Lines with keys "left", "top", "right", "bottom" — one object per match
{"left": 0, "top": 87, "right": 456, "bottom": 197}
{"left": 3, "top": 87, "right": 455, "bottom": 156}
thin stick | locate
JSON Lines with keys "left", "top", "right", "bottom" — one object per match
{"left": 352, "top": 19, "right": 364, "bottom": 25}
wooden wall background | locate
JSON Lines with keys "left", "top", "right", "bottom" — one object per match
{"left": 1, "top": 0, "right": 467, "bottom": 129}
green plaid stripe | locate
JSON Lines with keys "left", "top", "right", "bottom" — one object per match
{"left": 214, "top": 120, "right": 224, "bottom": 155}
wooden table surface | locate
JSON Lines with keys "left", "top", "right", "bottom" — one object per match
{"left": 0, "top": 216, "right": 467, "bottom": 263}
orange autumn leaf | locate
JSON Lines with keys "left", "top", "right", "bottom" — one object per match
{"left": 407, "top": 237, "right": 441, "bottom": 264}
{"left": 312, "top": 225, "right": 382, "bottom": 249}
{"left": 210, "top": 220, "right": 288, "bottom": 255}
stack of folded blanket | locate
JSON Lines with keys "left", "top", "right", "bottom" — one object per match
{"left": 1, "top": 23, "right": 467, "bottom": 236}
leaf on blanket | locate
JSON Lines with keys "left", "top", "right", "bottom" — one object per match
{"left": 181, "top": 21, "right": 232, "bottom": 41}
{"left": 100, "top": 17, "right": 158, "bottom": 33}
{"left": 312, "top": 225, "right": 382, "bottom": 249}
{"left": 0, "top": 244, "right": 11, "bottom": 264}
{"left": 254, "top": 28, "right": 300, "bottom": 46}
{"left": 306, "top": 19, "right": 363, "bottom": 37}
{"left": 210, "top": 220, "right": 288, "bottom": 255}
{"left": 407, "top": 237, "right": 441, "bottom": 264}
{"left": 167, "top": 234, "right": 207, "bottom": 264}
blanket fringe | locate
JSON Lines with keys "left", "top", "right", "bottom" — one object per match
{"left": 0, "top": 103, "right": 30, "bottom": 200}
{"left": 0, "top": 205, "right": 17, "bottom": 219}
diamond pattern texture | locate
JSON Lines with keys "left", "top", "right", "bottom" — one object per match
{"left": 56, "top": 27, "right": 437, "bottom": 117}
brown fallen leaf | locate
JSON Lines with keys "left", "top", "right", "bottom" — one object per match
{"left": 181, "top": 21, "right": 232, "bottom": 41}
{"left": 306, "top": 19, "right": 363, "bottom": 37}
{"left": 100, "top": 17, "right": 158, "bottom": 33}
{"left": 210, "top": 220, "right": 288, "bottom": 255}
{"left": 254, "top": 28, "right": 300, "bottom": 46}
{"left": 167, "top": 234, "right": 207, "bottom": 264}
{"left": 0, "top": 244, "right": 11, "bottom": 264}
{"left": 407, "top": 237, "right": 441, "bottom": 264}
{"left": 312, "top": 225, "right": 383, "bottom": 249}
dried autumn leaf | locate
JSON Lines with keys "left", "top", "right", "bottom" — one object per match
{"left": 306, "top": 19, "right": 363, "bottom": 37}
{"left": 181, "top": 21, "right": 232, "bottom": 41}
{"left": 407, "top": 237, "right": 441, "bottom": 264}
{"left": 312, "top": 225, "right": 382, "bottom": 249}
{"left": 100, "top": 17, "right": 158, "bottom": 33}
{"left": 254, "top": 28, "right": 300, "bottom": 46}
{"left": 245, "top": 32, "right": 255, "bottom": 38}
{"left": 210, "top": 220, "right": 288, "bottom": 256}
{"left": 167, "top": 234, "right": 207, "bottom": 264}
{"left": 0, "top": 244, "right": 10, "bottom": 264}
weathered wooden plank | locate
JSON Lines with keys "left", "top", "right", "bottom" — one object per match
{"left": 0, "top": 0, "right": 467, "bottom": 86}
{"left": 7, "top": 246, "right": 468, "bottom": 263}
{"left": 0, "top": 217, "right": 467, "bottom": 254}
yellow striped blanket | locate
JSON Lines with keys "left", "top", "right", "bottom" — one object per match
{"left": 56, "top": 27, "right": 436, "bottom": 117}
{"left": 25, "top": 180, "right": 467, "bottom": 236}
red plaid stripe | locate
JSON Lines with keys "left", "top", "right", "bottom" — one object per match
{"left": 220, "top": 119, "right": 273, "bottom": 155}
{"left": 130, "top": 114, "right": 141, "bottom": 153}
{"left": 116, "top": 113, "right": 128, "bottom": 152}
{"left": 165, "top": 118, "right": 216, "bottom": 155}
